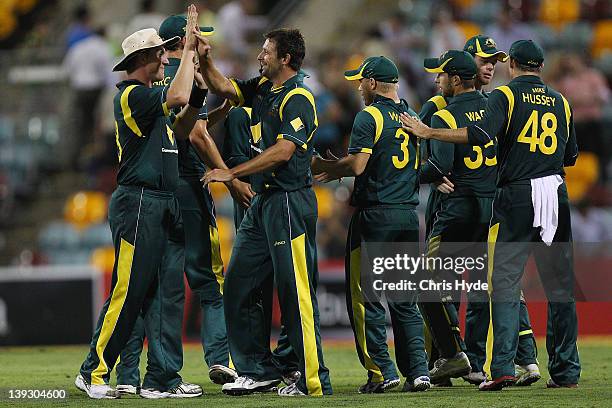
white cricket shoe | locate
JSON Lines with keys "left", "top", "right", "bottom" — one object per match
{"left": 429, "top": 352, "right": 471, "bottom": 383}
{"left": 278, "top": 382, "right": 306, "bottom": 396}
{"left": 515, "top": 363, "right": 541, "bottom": 386}
{"left": 140, "top": 381, "right": 202, "bottom": 399}
{"left": 209, "top": 364, "right": 238, "bottom": 385}
{"left": 462, "top": 371, "right": 486, "bottom": 385}
{"left": 402, "top": 376, "right": 431, "bottom": 392}
{"left": 116, "top": 384, "right": 139, "bottom": 395}
{"left": 222, "top": 376, "right": 281, "bottom": 396}
{"left": 74, "top": 374, "right": 120, "bottom": 399}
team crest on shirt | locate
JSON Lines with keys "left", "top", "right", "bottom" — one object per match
{"left": 485, "top": 38, "right": 497, "bottom": 48}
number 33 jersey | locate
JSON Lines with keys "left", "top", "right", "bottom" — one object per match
{"left": 348, "top": 94, "right": 420, "bottom": 208}
{"left": 468, "top": 75, "right": 578, "bottom": 186}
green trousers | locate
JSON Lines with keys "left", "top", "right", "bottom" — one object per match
{"left": 346, "top": 206, "right": 428, "bottom": 383}
{"left": 485, "top": 182, "right": 580, "bottom": 384}
{"left": 224, "top": 188, "right": 332, "bottom": 395}
{"left": 80, "top": 186, "right": 183, "bottom": 390}
{"left": 116, "top": 177, "right": 229, "bottom": 386}
{"left": 232, "top": 200, "right": 299, "bottom": 376}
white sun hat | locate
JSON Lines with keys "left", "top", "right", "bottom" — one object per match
{"left": 113, "top": 28, "right": 180, "bottom": 72}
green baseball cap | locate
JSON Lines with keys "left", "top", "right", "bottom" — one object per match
{"left": 159, "top": 15, "right": 214, "bottom": 41}
{"left": 344, "top": 56, "right": 399, "bottom": 83}
{"left": 509, "top": 39, "right": 544, "bottom": 67}
{"left": 463, "top": 35, "right": 508, "bottom": 62}
{"left": 424, "top": 50, "right": 477, "bottom": 79}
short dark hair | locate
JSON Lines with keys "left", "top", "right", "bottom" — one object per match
{"left": 512, "top": 58, "right": 542, "bottom": 73}
{"left": 460, "top": 78, "right": 475, "bottom": 89}
{"left": 264, "top": 28, "right": 305, "bottom": 71}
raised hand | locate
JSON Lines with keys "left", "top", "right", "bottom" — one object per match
{"left": 184, "top": 4, "right": 199, "bottom": 51}
{"left": 195, "top": 33, "right": 212, "bottom": 60}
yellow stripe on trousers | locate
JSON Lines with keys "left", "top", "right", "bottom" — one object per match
{"left": 484, "top": 222, "right": 500, "bottom": 379}
{"left": 91, "top": 238, "right": 135, "bottom": 384}
{"left": 209, "top": 225, "right": 225, "bottom": 294}
{"left": 349, "top": 246, "right": 384, "bottom": 383}
{"left": 291, "top": 233, "right": 323, "bottom": 395}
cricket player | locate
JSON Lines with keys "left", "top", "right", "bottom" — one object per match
{"left": 75, "top": 5, "right": 207, "bottom": 399}
{"left": 401, "top": 39, "right": 580, "bottom": 391}
{"left": 312, "top": 56, "right": 431, "bottom": 393}
{"left": 114, "top": 14, "right": 250, "bottom": 394}
{"left": 199, "top": 28, "right": 332, "bottom": 396}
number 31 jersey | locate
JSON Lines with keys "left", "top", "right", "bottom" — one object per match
{"left": 348, "top": 94, "right": 420, "bottom": 208}
{"left": 470, "top": 75, "right": 578, "bottom": 186}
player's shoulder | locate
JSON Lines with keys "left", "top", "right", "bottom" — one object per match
{"left": 432, "top": 108, "right": 458, "bottom": 128}
{"left": 426, "top": 94, "right": 449, "bottom": 110}
{"left": 228, "top": 106, "right": 252, "bottom": 120}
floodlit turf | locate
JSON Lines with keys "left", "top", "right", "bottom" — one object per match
{"left": 0, "top": 338, "right": 611, "bottom": 407}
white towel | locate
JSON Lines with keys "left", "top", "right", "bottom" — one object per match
{"left": 531, "top": 174, "right": 563, "bottom": 246}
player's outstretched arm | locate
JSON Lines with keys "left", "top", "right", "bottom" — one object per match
{"left": 312, "top": 152, "right": 370, "bottom": 183}
{"left": 166, "top": 4, "right": 199, "bottom": 108}
{"left": 400, "top": 113, "right": 469, "bottom": 144}
{"left": 196, "top": 34, "right": 240, "bottom": 103}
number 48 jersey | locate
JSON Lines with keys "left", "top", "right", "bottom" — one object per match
{"left": 469, "top": 75, "right": 579, "bottom": 186}
{"left": 348, "top": 94, "right": 420, "bottom": 208}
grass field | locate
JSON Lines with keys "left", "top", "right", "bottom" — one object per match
{"left": 1, "top": 337, "right": 611, "bottom": 407}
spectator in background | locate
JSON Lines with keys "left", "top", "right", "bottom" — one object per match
{"left": 486, "top": 7, "right": 536, "bottom": 53}
{"left": 429, "top": 6, "right": 464, "bottom": 59}
{"left": 125, "top": 0, "right": 165, "bottom": 37}
{"left": 217, "top": 0, "right": 267, "bottom": 56}
{"left": 65, "top": 4, "right": 92, "bottom": 51}
{"left": 557, "top": 53, "right": 611, "bottom": 181}
{"left": 63, "top": 27, "right": 116, "bottom": 170}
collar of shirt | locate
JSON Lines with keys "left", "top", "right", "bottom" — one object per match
{"left": 372, "top": 94, "right": 403, "bottom": 106}
{"left": 510, "top": 74, "right": 544, "bottom": 86}
{"left": 166, "top": 57, "right": 181, "bottom": 66}
{"left": 269, "top": 71, "right": 307, "bottom": 93}
{"left": 448, "top": 90, "right": 483, "bottom": 105}
{"left": 116, "top": 79, "right": 146, "bottom": 89}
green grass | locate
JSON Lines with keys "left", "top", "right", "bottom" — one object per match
{"left": 1, "top": 338, "right": 611, "bottom": 407}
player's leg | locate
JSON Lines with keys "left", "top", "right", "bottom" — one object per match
{"left": 267, "top": 189, "right": 332, "bottom": 395}
{"left": 115, "top": 316, "right": 145, "bottom": 394}
{"left": 141, "top": 207, "right": 192, "bottom": 396}
{"left": 345, "top": 210, "right": 397, "bottom": 391}
{"left": 221, "top": 196, "right": 282, "bottom": 394}
{"left": 178, "top": 179, "right": 230, "bottom": 373}
{"left": 482, "top": 184, "right": 535, "bottom": 390}
{"left": 533, "top": 186, "right": 580, "bottom": 387}
{"left": 78, "top": 188, "right": 166, "bottom": 398}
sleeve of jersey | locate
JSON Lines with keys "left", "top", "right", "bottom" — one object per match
{"left": 467, "top": 89, "right": 507, "bottom": 146}
{"left": 228, "top": 76, "right": 262, "bottom": 107}
{"left": 277, "top": 93, "right": 315, "bottom": 150}
{"left": 223, "top": 108, "right": 252, "bottom": 168}
{"left": 198, "top": 99, "right": 208, "bottom": 120}
{"left": 347, "top": 110, "right": 375, "bottom": 155}
{"left": 420, "top": 115, "right": 453, "bottom": 184}
{"left": 418, "top": 101, "right": 437, "bottom": 126}
{"left": 122, "top": 85, "right": 169, "bottom": 136}
{"left": 563, "top": 106, "right": 579, "bottom": 167}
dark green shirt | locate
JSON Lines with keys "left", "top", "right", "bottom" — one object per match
{"left": 468, "top": 75, "right": 579, "bottom": 185}
{"left": 230, "top": 73, "right": 316, "bottom": 193}
{"left": 114, "top": 79, "right": 178, "bottom": 191}
{"left": 418, "top": 94, "right": 449, "bottom": 182}
{"left": 348, "top": 94, "right": 420, "bottom": 208}
{"left": 153, "top": 57, "right": 208, "bottom": 178}
{"left": 424, "top": 91, "right": 496, "bottom": 197}
{"left": 222, "top": 106, "right": 255, "bottom": 183}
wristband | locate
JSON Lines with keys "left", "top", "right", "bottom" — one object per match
{"left": 189, "top": 85, "right": 208, "bottom": 108}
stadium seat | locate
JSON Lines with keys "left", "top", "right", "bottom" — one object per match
{"left": 38, "top": 221, "right": 80, "bottom": 251}
{"left": 456, "top": 20, "right": 481, "bottom": 42}
{"left": 539, "top": 0, "right": 579, "bottom": 31}
{"left": 90, "top": 246, "right": 115, "bottom": 273}
{"left": 81, "top": 223, "right": 112, "bottom": 249}
{"left": 565, "top": 152, "right": 599, "bottom": 202}
{"left": 216, "top": 215, "right": 234, "bottom": 266}
{"left": 208, "top": 182, "right": 229, "bottom": 202}
{"left": 592, "top": 20, "right": 612, "bottom": 58}
{"left": 63, "top": 191, "right": 108, "bottom": 229}
{"left": 314, "top": 186, "right": 334, "bottom": 219}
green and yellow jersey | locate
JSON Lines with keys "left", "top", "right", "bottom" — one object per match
{"left": 222, "top": 106, "right": 255, "bottom": 183}
{"left": 419, "top": 94, "right": 449, "bottom": 160}
{"left": 468, "top": 75, "right": 578, "bottom": 185}
{"left": 229, "top": 72, "right": 317, "bottom": 193}
{"left": 348, "top": 94, "right": 420, "bottom": 208}
{"left": 113, "top": 79, "right": 178, "bottom": 191}
{"left": 153, "top": 57, "right": 208, "bottom": 178}
{"left": 422, "top": 91, "right": 496, "bottom": 197}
